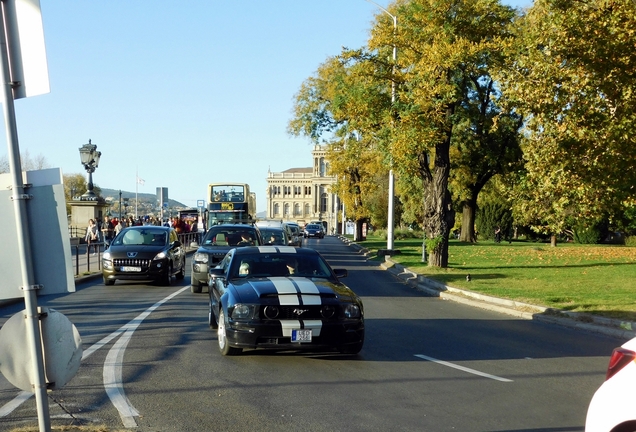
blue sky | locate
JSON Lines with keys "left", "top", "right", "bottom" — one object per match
{"left": 1, "top": 0, "right": 530, "bottom": 212}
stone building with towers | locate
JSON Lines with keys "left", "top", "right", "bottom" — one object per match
{"left": 265, "top": 145, "right": 340, "bottom": 233}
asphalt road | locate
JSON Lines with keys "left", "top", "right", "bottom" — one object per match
{"left": 0, "top": 236, "right": 626, "bottom": 431}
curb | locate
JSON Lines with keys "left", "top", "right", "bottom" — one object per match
{"left": 382, "top": 258, "right": 636, "bottom": 340}
{"left": 340, "top": 237, "right": 636, "bottom": 340}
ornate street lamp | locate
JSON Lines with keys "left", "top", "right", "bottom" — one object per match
{"left": 78, "top": 139, "right": 101, "bottom": 200}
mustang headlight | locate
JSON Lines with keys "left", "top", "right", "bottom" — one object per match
{"left": 344, "top": 304, "right": 361, "bottom": 319}
{"left": 231, "top": 304, "right": 257, "bottom": 320}
{"left": 194, "top": 252, "right": 208, "bottom": 263}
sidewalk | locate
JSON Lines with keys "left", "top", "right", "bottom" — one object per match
{"left": 339, "top": 236, "right": 636, "bottom": 340}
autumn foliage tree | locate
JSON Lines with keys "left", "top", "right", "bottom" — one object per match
{"left": 372, "top": 0, "right": 517, "bottom": 265}
{"left": 495, "top": 0, "right": 636, "bottom": 242}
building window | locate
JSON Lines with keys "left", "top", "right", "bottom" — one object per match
{"left": 304, "top": 203, "right": 310, "bottom": 215}
{"left": 284, "top": 203, "right": 290, "bottom": 216}
{"left": 294, "top": 203, "right": 301, "bottom": 215}
{"left": 274, "top": 203, "right": 280, "bottom": 215}
{"left": 320, "top": 193, "right": 328, "bottom": 213}
{"left": 304, "top": 186, "right": 311, "bottom": 195}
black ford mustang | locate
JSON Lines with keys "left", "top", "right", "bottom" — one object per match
{"left": 207, "top": 246, "right": 364, "bottom": 356}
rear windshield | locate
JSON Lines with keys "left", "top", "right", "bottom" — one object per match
{"left": 203, "top": 228, "right": 260, "bottom": 247}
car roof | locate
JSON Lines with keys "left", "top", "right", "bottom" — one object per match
{"left": 208, "top": 224, "right": 258, "bottom": 230}
{"left": 233, "top": 246, "right": 318, "bottom": 257}
{"left": 124, "top": 225, "right": 171, "bottom": 231}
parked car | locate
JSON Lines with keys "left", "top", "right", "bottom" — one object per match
{"left": 190, "top": 224, "right": 262, "bottom": 293}
{"left": 102, "top": 226, "right": 186, "bottom": 286}
{"left": 284, "top": 222, "right": 302, "bottom": 246}
{"left": 207, "top": 246, "right": 365, "bottom": 356}
{"left": 585, "top": 336, "right": 636, "bottom": 431}
{"left": 303, "top": 223, "right": 325, "bottom": 239}
{"left": 259, "top": 227, "right": 290, "bottom": 246}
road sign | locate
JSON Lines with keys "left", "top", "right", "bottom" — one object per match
{"left": 0, "top": 308, "right": 82, "bottom": 392}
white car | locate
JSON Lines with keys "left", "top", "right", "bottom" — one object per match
{"left": 585, "top": 336, "right": 636, "bottom": 432}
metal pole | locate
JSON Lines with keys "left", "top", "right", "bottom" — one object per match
{"left": 0, "top": 2, "right": 50, "bottom": 430}
{"left": 365, "top": 0, "right": 397, "bottom": 251}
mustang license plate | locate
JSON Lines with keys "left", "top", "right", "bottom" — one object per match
{"left": 121, "top": 266, "right": 142, "bottom": 272}
{"left": 291, "top": 329, "right": 312, "bottom": 343}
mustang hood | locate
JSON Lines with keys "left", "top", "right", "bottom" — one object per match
{"left": 233, "top": 277, "right": 355, "bottom": 304}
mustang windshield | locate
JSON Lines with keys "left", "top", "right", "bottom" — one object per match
{"left": 232, "top": 253, "right": 331, "bottom": 279}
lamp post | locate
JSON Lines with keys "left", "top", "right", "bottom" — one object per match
{"left": 78, "top": 139, "right": 101, "bottom": 200}
{"left": 79, "top": 139, "right": 102, "bottom": 201}
{"left": 365, "top": 0, "right": 397, "bottom": 251}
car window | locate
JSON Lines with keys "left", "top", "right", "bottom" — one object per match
{"left": 231, "top": 253, "right": 331, "bottom": 279}
{"left": 204, "top": 228, "right": 260, "bottom": 246}
{"left": 116, "top": 229, "right": 167, "bottom": 246}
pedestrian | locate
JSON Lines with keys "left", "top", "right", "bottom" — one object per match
{"left": 114, "top": 219, "right": 123, "bottom": 236}
{"left": 102, "top": 216, "right": 114, "bottom": 245}
{"left": 85, "top": 218, "right": 99, "bottom": 255}
{"left": 494, "top": 226, "right": 502, "bottom": 243}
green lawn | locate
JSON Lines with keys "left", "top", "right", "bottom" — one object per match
{"left": 352, "top": 234, "right": 636, "bottom": 321}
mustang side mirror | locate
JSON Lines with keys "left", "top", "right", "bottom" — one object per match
{"left": 333, "top": 268, "right": 348, "bottom": 278}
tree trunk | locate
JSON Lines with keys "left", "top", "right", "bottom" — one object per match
{"left": 550, "top": 234, "right": 557, "bottom": 247}
{"left": 459, "top": 198, "right": 477, "bottom": 242}
{"left": 421, "top": 147, "right": 454, "bottom": 267}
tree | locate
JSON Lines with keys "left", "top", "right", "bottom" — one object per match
{"left": 289, "top": 52, "right": 391, "bottom": 241}
{"left": 495, "top": 0, "right": 636, "bottom": 242}
{"left": 0, "top": 150, "right": 50, "bottom": 173}
{"left": 63, "top": 173, "right": 101, "bottom": 215}
{"left": 449, "top": 80, "right": 523, "bottom": 243}
{"left": 374, "top": 0, "right": 516, "bottom": 265}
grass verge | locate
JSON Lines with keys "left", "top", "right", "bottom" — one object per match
{"left": 352, "top": 233, "right": 636, "bottom": 321}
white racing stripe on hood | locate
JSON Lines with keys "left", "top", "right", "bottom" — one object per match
{"left": 269, "top": 277, "right": 299, "bottom": 305}
{"left": 270, "top": 277, "right": 323, "bottom": 306}
{"left": 293, "top": 278, "right": 322, "bottom": 305}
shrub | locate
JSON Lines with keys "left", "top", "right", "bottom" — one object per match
{"left": 476, "top": 202, "right": 513, "bottom": 241}
{"left": 625, "top": 236, "right": 636, "bottom": 247}
{"left": 573, "top": 225, "right": 601, "bottom": 244}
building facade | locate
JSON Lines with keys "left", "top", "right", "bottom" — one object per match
{"left": 266, "top": 145, "right": 340, "bottom": 233}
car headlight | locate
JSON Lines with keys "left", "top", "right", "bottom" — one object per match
{"left": 230, "top": 304, "right": 257, "bottom": 320}
{"left": 344, "top": 304, "right": 361, "bottom": 319}
{"left": 194, "top": 252, "right": 208, "bottom": 263}
{"left": 153, "top": 251, "right": 167, "bottom": 260}
{"left": 103, "top": 252, "right": 111, "bottom": 259}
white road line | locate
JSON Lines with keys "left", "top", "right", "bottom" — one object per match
{"left": 104, "top": 286, "right": 189, "bottom": 428}
{"left": 414, "top": 354, "right": 513, "bottom": 382}
{"left": 0, "top": 285, "right": 190, "bottom": 425}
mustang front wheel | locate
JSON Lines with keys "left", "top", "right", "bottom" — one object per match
{"left": 218, "top": 309, "right": 242, "bottom": 356}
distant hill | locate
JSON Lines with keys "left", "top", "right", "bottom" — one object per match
{"left": 100, "top": 188, "right": 186, "bottom": 208}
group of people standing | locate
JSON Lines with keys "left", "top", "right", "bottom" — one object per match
{"left": 84, "top": 214, "right": 201, "bottom": 253}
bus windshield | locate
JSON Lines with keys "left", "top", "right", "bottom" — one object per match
{"left": 210, "top": 185, "right": 245, "bottom": 203}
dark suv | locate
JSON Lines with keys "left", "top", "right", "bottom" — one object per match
{"left": 102, "top": 226, "right": 186, "bottom": 286}
{"left": 190, "top": 224, "right": 262, "bottom": 293}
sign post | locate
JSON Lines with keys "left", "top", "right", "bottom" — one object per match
{"left": 0, "top": 1, "right": 51, "bottom": 430}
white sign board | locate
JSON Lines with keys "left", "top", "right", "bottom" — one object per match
{"left": 2, "top": 0, "right": 50, "bottom": 99}
{"left": 0, "top": 168, "right": 74, "bottom": 300}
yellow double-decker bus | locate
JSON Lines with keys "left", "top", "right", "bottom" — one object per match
{"left": 207, "top": 183, "right": 256, "bottom": 226}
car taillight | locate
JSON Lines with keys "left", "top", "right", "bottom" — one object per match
{"left": 606, "top": 347, "right": 636, "bottom": 380}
